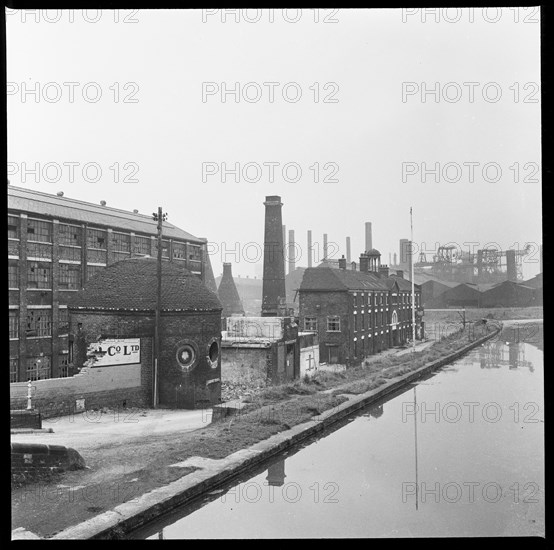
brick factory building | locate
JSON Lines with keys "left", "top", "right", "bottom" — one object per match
{"left": 8, "top": 185, "right": 212, "bottom": 384}
{"left": 298, "top": 251, "right": 423, "bottom": 366}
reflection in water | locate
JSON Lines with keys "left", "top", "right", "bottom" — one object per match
{"left": 133, "top": 323, "right": 543, "bottom": 539}
{"left": 266, "top": 459, "right": 286, "bottom": 487}
{"left": 479, "top": 342, "right": 534, "bottom": 372}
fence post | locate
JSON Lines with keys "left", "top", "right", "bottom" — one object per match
{"left": 26, "top": 380, "right": 33, "bottom": 410}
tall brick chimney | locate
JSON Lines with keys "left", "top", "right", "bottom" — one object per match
{"left": 262, "top": 196, "right": 286, "bottom": 317}
{"left": 338, "top": 255, "right": 347, "bottom": 269}
{"left": 379, "top": 265, "right": 390, "bottom": 278}
{"left": 359, "top": 253, "right": 370, "bottom": 272}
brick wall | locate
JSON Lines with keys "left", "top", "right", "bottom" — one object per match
{"left": 220, "top": 345, "right": 272, "bottom": 387}
{"left": 299, "top": 290, "right": 350, "bottom": 364}
{"left": 10, "top": 352, "right": 151, "bottom": 418}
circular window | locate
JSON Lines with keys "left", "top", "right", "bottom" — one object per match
{"left": 175, "top": 342, "right": 197, "bottom": 372}
{"left": 208, "top": 339, "right": 219, "bottom": 367}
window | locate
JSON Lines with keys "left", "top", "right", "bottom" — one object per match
{"left": 59, "top": 264, "right": 81, "bottom": 289}
{"left": 173, "top": 242, "right": 187, "bottom": 260}
{"left": 368, "top": 294, "right": 372, "bottom": 306}
{"left": 8, "top": 215, "right": 19, "bottom": 239}
{"left": 112, "top": 232, "right": 130, "bottom": 253}
{"left": 361, "top": 312, "right": 365, "bottom": 330}
{"left": 175, "top": 342, "right": 198, "bottom": 372}
{"left": 133, "top": 235, "right": 151, "bottom": 256}
{"left": 27, "top": 262, "right": 52, "bottom": 289}
{"left": 188, "top": 245, "right": 202, "bottom": 261}
{"left": 58, "top": 308, "right": 69, "bottom": 334}
{"left": 26, "top": 355, "right": 51, "bottom": 380}
{"left": 327, "top": 316, "right": 341, "bottom": 332}
{"left": 8, "top": 263, "right": 18, "bottom": 288}
{"left": 58, "top": 354, "right": 70, "bottom": 378}
{"left": 59, "top": 224, "right": 82, "bottom": 246}
{"left": 87, "top": 228, "right": 107, "bottom": 249}
{"left": 26, "top": 309, "right": 52, "bottom": 337}
{"left": 353, "top": 314, "right": 358, "bottom": 332}
{"left": 154, "top": 239, "right": 170, "bottom": 258}
{"left": 87, "top": 264, "right": 105, "bottom": 281}
{"left": 353, "top": 294, "right": 357, "bottom": 308}
{"left": 304, "top": 316, "right": 317, "bottom": 331}
{"left": 59, "top": 245, "right": 82, "bottom": 261}
{"left": 27, "top": 219, "right": 52, "bottom": 243}
{"left": 10, "top": 358, "right": 18, "bottom": 383}
{"left": 9, "top": 310, "right": 19, "bottom": 338}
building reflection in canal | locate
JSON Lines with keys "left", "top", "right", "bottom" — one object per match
{"left": 133, "top": 320, "right": 543, "bottom": 539}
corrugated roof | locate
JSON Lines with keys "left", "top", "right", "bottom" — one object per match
{"left": 67, "top": 257, "right": 221, "bottom": 312}
{"left": 7, "top": 185, "right": 203, "bottom": 243}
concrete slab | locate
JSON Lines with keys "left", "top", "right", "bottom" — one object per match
{"left": 10, "top": 408, "right": 213, "bottom": 454}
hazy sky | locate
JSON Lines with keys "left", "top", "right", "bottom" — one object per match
{"left": 6, "top": 8, "right": 542, "bottom": 278}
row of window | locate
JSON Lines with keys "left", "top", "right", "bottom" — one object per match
{"left": 9, "top": 308, "right": 68, "bottom": 339}
{"left": 304, "top": 307, "right": 415, "bottom": 333}
{"left": 8, "top": 217, "right": 203, "bottom": 260}
{"left": 10, "top": 355, "right": 70, "bottom": 383}
{"left": 352, "top": 292, "right": 417, "bottom": 308}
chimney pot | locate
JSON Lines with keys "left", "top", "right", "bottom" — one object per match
{"left": 57, "top": 191, "right": 64, "bottom": 197}
{"left": 100, "top": 200, "right": 106, "bottom": 206}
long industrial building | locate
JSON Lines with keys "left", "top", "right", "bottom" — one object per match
{"left": 8, "top": 185, "right": 213, "bottom": 383}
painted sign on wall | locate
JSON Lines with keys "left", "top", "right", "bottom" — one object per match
{"left": 86, "top": 338, "right": 141, "bottom": 367}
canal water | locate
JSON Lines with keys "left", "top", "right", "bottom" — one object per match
{"left": 132, "top": 321, "right": 544, "bottom": 538}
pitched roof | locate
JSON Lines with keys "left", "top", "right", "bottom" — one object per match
{"left": 523, "top": 273, "right": 543, "bottom": 289}
{"left": 299, "top": 267, "right": 416, "bottom": 292}
{"left": 67, "top": 257, "right": 221, "bottom": 312}
{"left": 8, "top": 185, "right": 203, "bottom": 243}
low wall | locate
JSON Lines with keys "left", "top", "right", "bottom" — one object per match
{"left": 221, "top": 346, "right": 271, "bottom": 387}
{"left": 11, "top": 442, "right": 86, "bottom": 485}
{"left": 11, "top": 410, "right": 42, "bottom": 429}
{"left": 300, "top": 345, "right": 319, "bottom": 378}
{"left": 10, "top": 363, "right": 149, "bottom": 419}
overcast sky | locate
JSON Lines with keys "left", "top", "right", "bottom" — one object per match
{"left": 7, "top": 8, "right": 542, "bottom": 279}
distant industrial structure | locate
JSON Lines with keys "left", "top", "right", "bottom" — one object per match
{"left": 393, "top": 241, "right": 539, "bottom": 285}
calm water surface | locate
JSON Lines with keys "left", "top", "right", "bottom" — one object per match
{"left": 133, "top": 321, "right": 544, "bottom": 538}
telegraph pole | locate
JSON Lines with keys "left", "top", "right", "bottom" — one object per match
{"left": 411, "top": 207, "right": 416, "bottom": 353}
{"left": 152, "top": 207, "right": 167, "bottom": 408}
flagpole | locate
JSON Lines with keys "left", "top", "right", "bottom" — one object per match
{"left": 411, "top": 207, "right": 416, "bottom": 353}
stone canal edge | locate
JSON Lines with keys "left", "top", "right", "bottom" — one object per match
{"left": 18, "top": 328, "right": 500, "bottom": 540}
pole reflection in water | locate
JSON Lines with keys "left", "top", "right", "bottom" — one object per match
{"left": 131, "top": 321, "right": 543, "bottom": 539}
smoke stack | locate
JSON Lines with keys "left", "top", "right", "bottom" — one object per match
{"left": 346, "top": 237, "right": 351, "bottom": 264}
{"left": 400, "top": 239, "right": 412, "bottom": 278}
{"left": 323, "top": 233, "right": 328, "bottom": 260}
{"left": 307, "top": 230, "right": 313, "bottom": 268}
{"left": 365, "top": 222, "right": 372, "bottom": 252}
{"left": 394, "top": 252, "right": 398, "bottom": 266}
{"left": 506, "top": 249, "right": 517, "bottom": 282}
{"left": 288, "top": 229, "right": 296, "bottom": 274}
{"left": 282, "top": 224, "right": 287, "bottom": 274}
{"left": 262, "top": 196, "right": 286, "bottom": 316}
{"left": 338, "top": 255, "right": 347, "bottom": 269}
{"left": 218, "top": 263, "right": 245, "bottom": 317}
